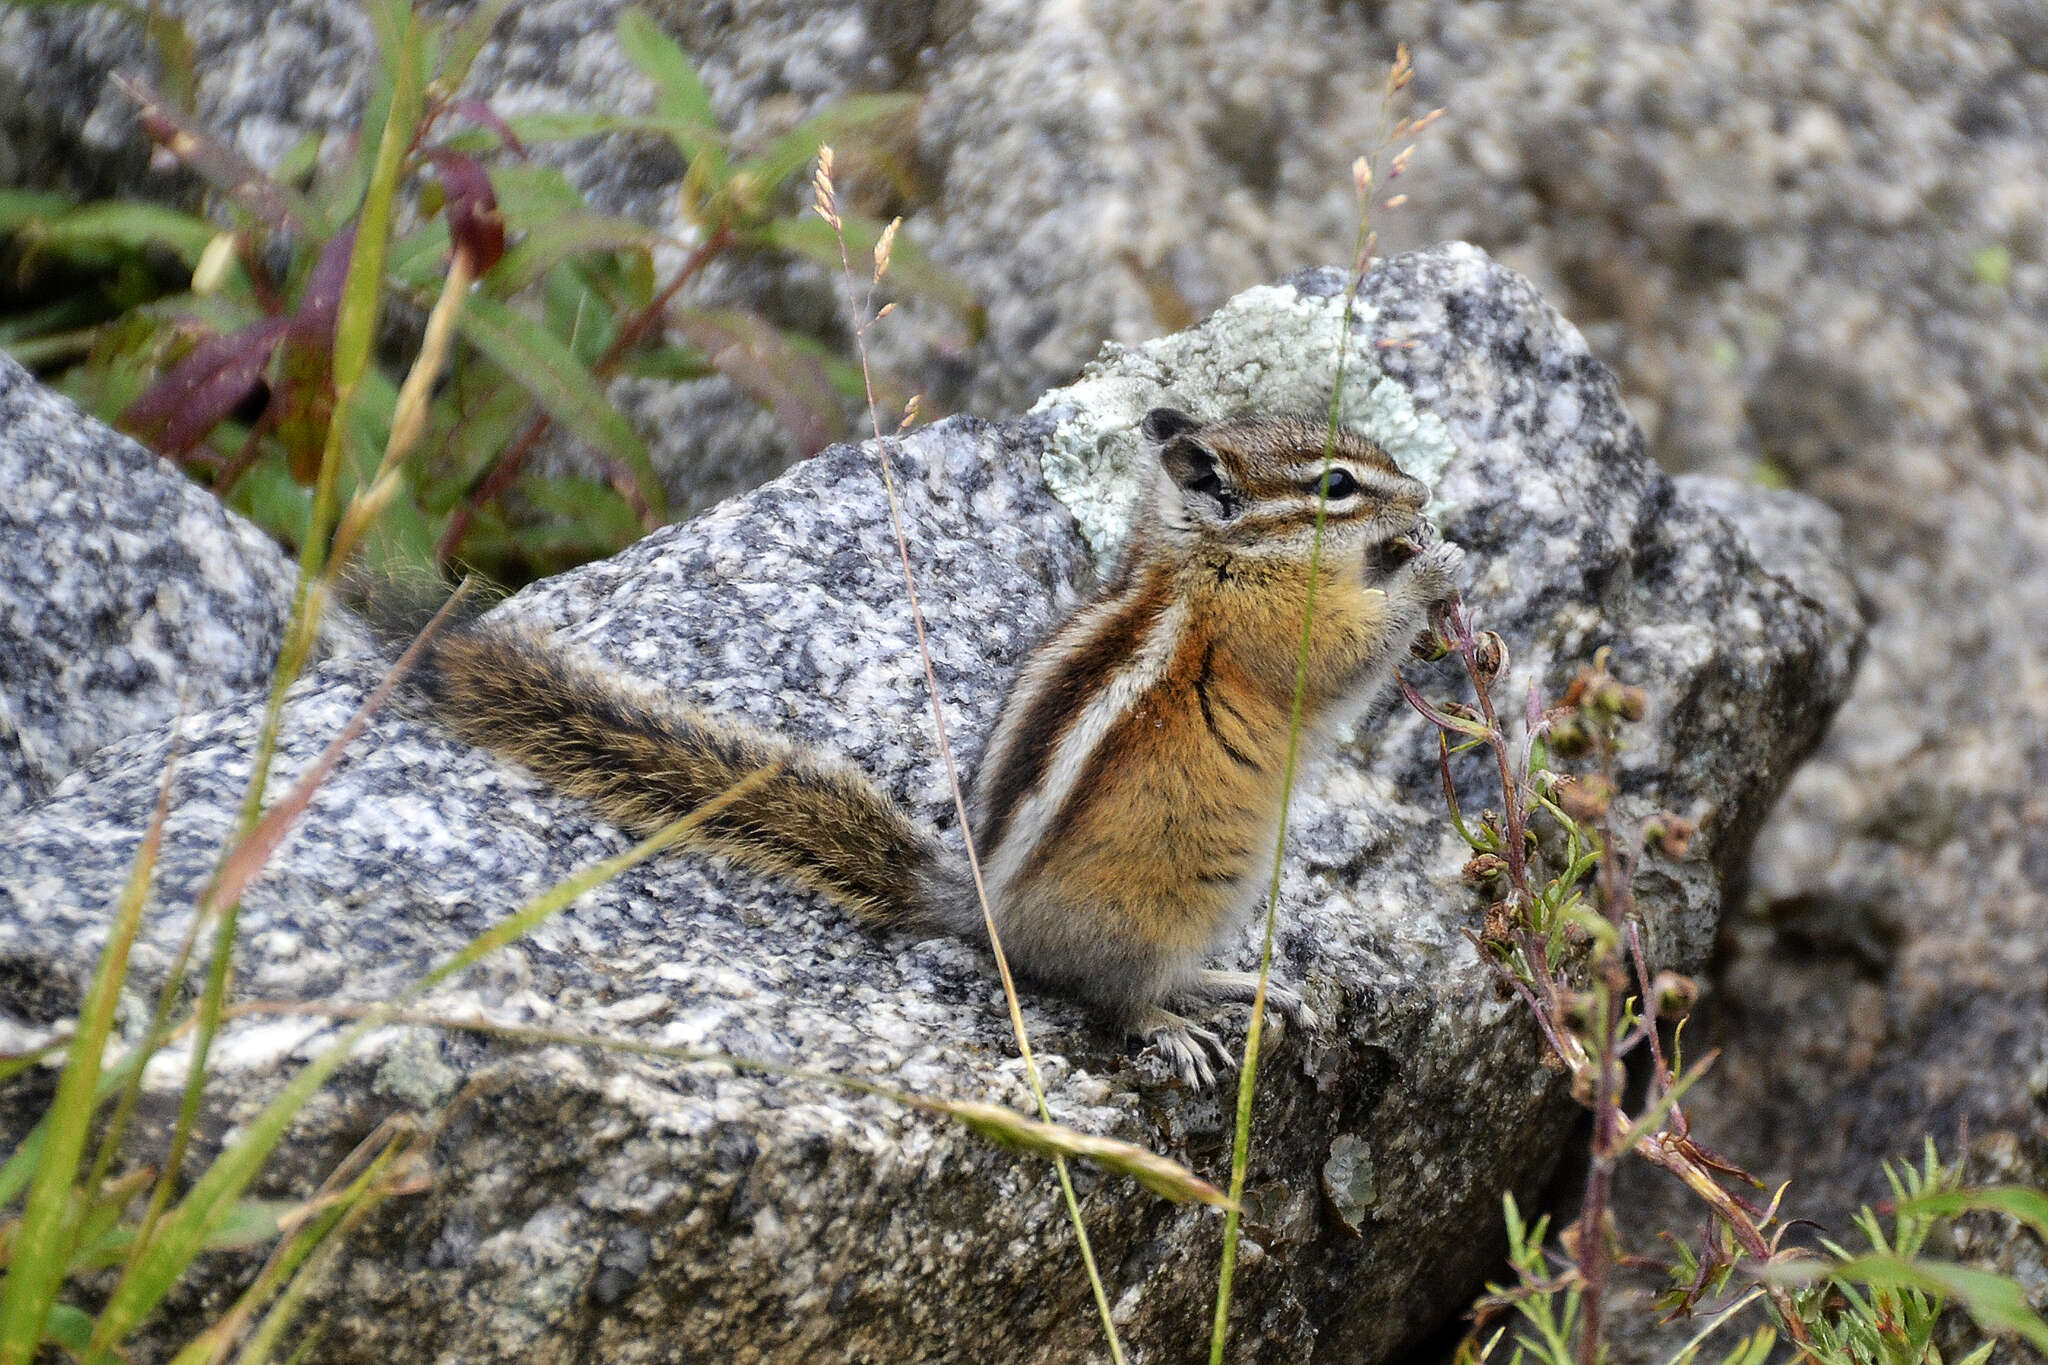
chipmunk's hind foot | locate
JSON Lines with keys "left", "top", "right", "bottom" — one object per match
{"left": 1133, "top": 1005, "right": 1234, "bottom": 1089}
{"left": 1185, "top": 969, "right": 1321, "bottom": 1033}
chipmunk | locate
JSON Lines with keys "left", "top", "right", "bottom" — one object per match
{"left": 420, "top": 408, "right": 1462, "bottom": 1087}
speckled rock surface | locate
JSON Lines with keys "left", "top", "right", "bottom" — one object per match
{"left": 0, "top": 353, "right": 364, "bottom": 818}
{"left": 0, "top": 248, "right": 1859, "bottom": 1362}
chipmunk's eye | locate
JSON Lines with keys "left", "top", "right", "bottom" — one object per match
{"left": 1306, "top": 469, "right": 1360, "bottom": 500}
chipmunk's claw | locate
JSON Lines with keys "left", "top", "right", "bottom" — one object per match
{"left": 1137, "top": 1007, "right": 1235, "bottom": 1089}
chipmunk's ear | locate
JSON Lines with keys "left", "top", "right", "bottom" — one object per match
{"left": 1142, "top": 407, "right": 1201, "bottom": 444}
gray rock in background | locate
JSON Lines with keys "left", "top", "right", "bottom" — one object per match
{"left": 0, "top": 353, "right": 364, "bottom": 818}
{"left": 0, "top": 248, "right": 1860, "bottom": 1361}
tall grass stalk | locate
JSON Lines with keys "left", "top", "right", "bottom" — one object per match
{"left": 134, "top": 9, "right": 430, "bottom": 1293}
{"left": 812, "top": 146, "right": 1128, "bottom": 1361}
{"left": 1206, "top": 191, "right": 1370, "bottom": 1365}
{"left": 1208, "top": 44, "right": 1431, "bottom": 1349}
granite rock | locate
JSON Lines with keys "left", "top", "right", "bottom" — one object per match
{"left": 0, "top": 353, "right": 364, "bottom": 819}
{"left": 0, "top": 247, "right": 1858, "bottom": 1361}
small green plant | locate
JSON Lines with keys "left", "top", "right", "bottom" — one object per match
{"left": 0, "top": 0, "right": 976, "bottom": 586}
{"left": 1402, "top": 609, "right": 2048, "bottom": 1364}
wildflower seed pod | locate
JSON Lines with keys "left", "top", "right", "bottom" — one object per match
{"left": 1546, "top": 716, "right": 1591, "bottom": 758}
{"left": 1482, "top": 897, "right": 1516, "bottom": 944}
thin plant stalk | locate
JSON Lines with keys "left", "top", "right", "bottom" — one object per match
{"left": 811, "top": 146, "right": 1126, "bottom": 1363}
{"left": 1209, "top": 138, "right": 1382, "bottom": 1365}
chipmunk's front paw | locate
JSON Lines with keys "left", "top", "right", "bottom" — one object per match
{"left": 1406, "top": 539, "right": 1464, "bottom": 606}
{"left": 1135, "top": 1006, "right": 1234, "bottom": 1090}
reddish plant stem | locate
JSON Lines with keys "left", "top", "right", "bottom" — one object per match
{"left": 433, "top": 227, "right": 735, "bottom": 567}
{"left": 1408, "top": 599, "right": 1818, "bottom": 1355}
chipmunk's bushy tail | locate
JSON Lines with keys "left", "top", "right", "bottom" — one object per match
{"left": 421, "top": 624, "right": 970, "bottom": 931}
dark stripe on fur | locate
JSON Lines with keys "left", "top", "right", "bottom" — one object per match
{"left": 975, "top": 567, "right": 1170, "bottom": 857}
{"left": 1194, "top": 641, "right": 1263, "bottom": 773}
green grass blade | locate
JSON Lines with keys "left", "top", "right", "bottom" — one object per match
{"left": 738, "top": 94, "right": 918, "bottom": 198}
{"left": 0, "top": 742, "right": 178, "bottom": 1365}
{"left": 455, "top": 293, "right": 669, "bottom": 521}
{"left": 33, "top": 202, "right": 218, "bottom": 266}
{"left": 86, "top": 766, "right": 778, "bottom": 1352}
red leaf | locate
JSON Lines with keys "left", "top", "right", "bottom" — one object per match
{"left": 425, "top": 151, "right": 505, "bottom": 274}
{"left": 122, "top": 317, "right": 290, "bottom": 457}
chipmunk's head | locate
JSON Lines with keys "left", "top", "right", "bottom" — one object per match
{"left": 1141, "top": 407, "right": 1429, "bottom": 560}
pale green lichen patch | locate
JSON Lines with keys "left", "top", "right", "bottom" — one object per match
{"left": 1029, "top": 282, "right": 1459, "bottom": 558}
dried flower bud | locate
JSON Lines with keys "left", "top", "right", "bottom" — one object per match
{"left": 1643, "top": 814, "right": 1697, "bottom": 861}
{"left": 1651, "top": 971, "right": 1699, "bottom": 1019}
{"left": 1352, "top": 155, "right": 1372, "bottom": 195}
{"left": 1483, "top": 897, "right": 1516, "bottom": 944}
{"left": 1472, "top": 630, "right": 1508, "bottom": 686}
{"left": 1463, "top": 853, "right": 1508, "bottom": 886}
{"left": 896, "top": 393, "right": 922, "bottom": 434}
{"left": 428, "top": 151, "right": 505, "bottom": 273}
{"left": 1383, "top": 193, "right": 1409, "bottom": 209}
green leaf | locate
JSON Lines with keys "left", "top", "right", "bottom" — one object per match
{"left": 490, "top": 212, "right": 663, "bottom": 296}
{"left": 455, "top": 293, "right": 668, "bottom": 521}
{"left": 669, "top": 305, "right": 848, "bottom": 454}
{"left": 74, "top": 1198, "right": 296, "bottom": 1272}
{"left": 614, "top": 10, "right": 724, "bottom": 167}
{"left": 1898, "top": 1185, "right": 2048, "bottom": 1244}
{"left": 617, "top": 342, "right": 715, "bottom": 384}
{"left": 31, "top": 202, "right": 218, "bottom": 266}
{"left": 1823, "top": 1255, "right": 2048, "bottom": 1352}
{"left": 44, "top": 1304, "right": 92, "bottom": 1354}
